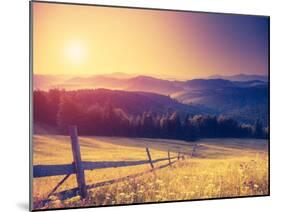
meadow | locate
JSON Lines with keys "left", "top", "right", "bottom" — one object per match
{"left": 32, "top": 135, "right": 268, "bottom": 210}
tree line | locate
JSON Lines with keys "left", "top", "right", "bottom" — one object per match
{"left": 34, "top": 89, "right": 268, "bottom": 140}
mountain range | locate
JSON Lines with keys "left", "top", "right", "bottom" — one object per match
{"left": 65, "top": 88, "right": 213, "bottom": 117}
{"left": 34, "top": 73, "right": 268, "bottom": 125}
{"left": 208, "top": 74, "right": 268, "bottom": 82}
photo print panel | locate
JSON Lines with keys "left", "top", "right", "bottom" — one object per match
{"left": 30, "top": 1, "right": 270, "bottom": 211}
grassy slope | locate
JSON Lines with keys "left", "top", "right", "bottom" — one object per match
{"left": 32, "top": 135, "right": 268, "bottom": 209}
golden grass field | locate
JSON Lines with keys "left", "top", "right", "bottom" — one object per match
{"left": 32, "top": 135, "right": 268, "bottom": 210}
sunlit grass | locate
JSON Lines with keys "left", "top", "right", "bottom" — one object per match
{"left": 32, "top": 135, "right": 268, "bottom": 210}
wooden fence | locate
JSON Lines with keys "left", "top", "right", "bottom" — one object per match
{"left": 33, "top": 125, "right": 197, "bottom": 207}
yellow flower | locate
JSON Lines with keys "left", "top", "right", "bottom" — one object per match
{"left": 119, "top": 193, "right": 125, "bottom": 197}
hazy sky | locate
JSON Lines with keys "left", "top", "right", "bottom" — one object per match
{"left": 33, "top": 2, "right": 269, "bottom": 80}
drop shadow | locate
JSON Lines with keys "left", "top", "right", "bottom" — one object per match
{"left": 16, "top": 202, "right": 29, "bottom": 211}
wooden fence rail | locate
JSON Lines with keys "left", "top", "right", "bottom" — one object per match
{"left": 33, "top": 157, "right": 178, "bottom": 178}
{"left": 33, "top": 125, "right": 197, "bottom": 208}
{"left": 36, "top": 160, "right": 179, "bottom": 208}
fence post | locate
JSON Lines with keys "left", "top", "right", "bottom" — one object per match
{"left": 168, "top": 150, "right": 171, "bottom": 165}
{"left": 145, "top": 147, "right": 154, "bottom": 169}
{"left": 191, "top": 145, "right": 197, "bottom": 158}
{"left": 69, "top": 125, "right": 87, "bottom": 198}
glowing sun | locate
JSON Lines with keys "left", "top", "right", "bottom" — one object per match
{"left": 64, "top": 41, "right": 86, "bottom": 64}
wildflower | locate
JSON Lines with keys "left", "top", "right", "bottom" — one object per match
{"left": 148, "top": 183, "right": 154, "bottom": 187}
{"left": 119, "top": 193, "right": 125, "bottom": 197}
{"left": 126, "top": 194, "right": 131, "bottom": 199}
{"left": 156, "top": 179, "right": 163, "bottom": 184}
{"left": 130, "top": 192, "right": 135, "bottom": 195}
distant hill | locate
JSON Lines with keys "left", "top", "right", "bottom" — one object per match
{"left": 33, "top": 75, "right": 71, "bottom": 90}
{"left": 99, "top": 72, "right": 137, "bottom": 79}
{"left": 172, "top": 85, "right": 268, "bottom": 125}
{"left": 126, "top": 76, "right": 183, "bottom": 95}
{"left": 232, "top": 80, "right": 268, "bottom": 88}
{"left": 183, "top": 79, "right": 236, "bottom": 90}
{"left": 67, "top": 88, "right": 212, "bottom": 117}
{"left": 65, "top": 76, "right": 126, "bottom": 90}
{"left": 33, "top": 74, "right": 268, "bottom": 125}
{"left": 208, "top": 74, "right": 268, "bottom": 82}
{"left": 34, "top": 73, "right": 268, "bottom": 92}
{"left": 38, "top": 75, "right": 184, "bottom": 95}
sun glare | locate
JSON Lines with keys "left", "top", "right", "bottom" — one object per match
{"left": 64, "top": 41, "right": 86, "bottom": 64}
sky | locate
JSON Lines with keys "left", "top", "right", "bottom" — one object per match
{"left": 33, "top": 2, "right": 269, "bottom": 80}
